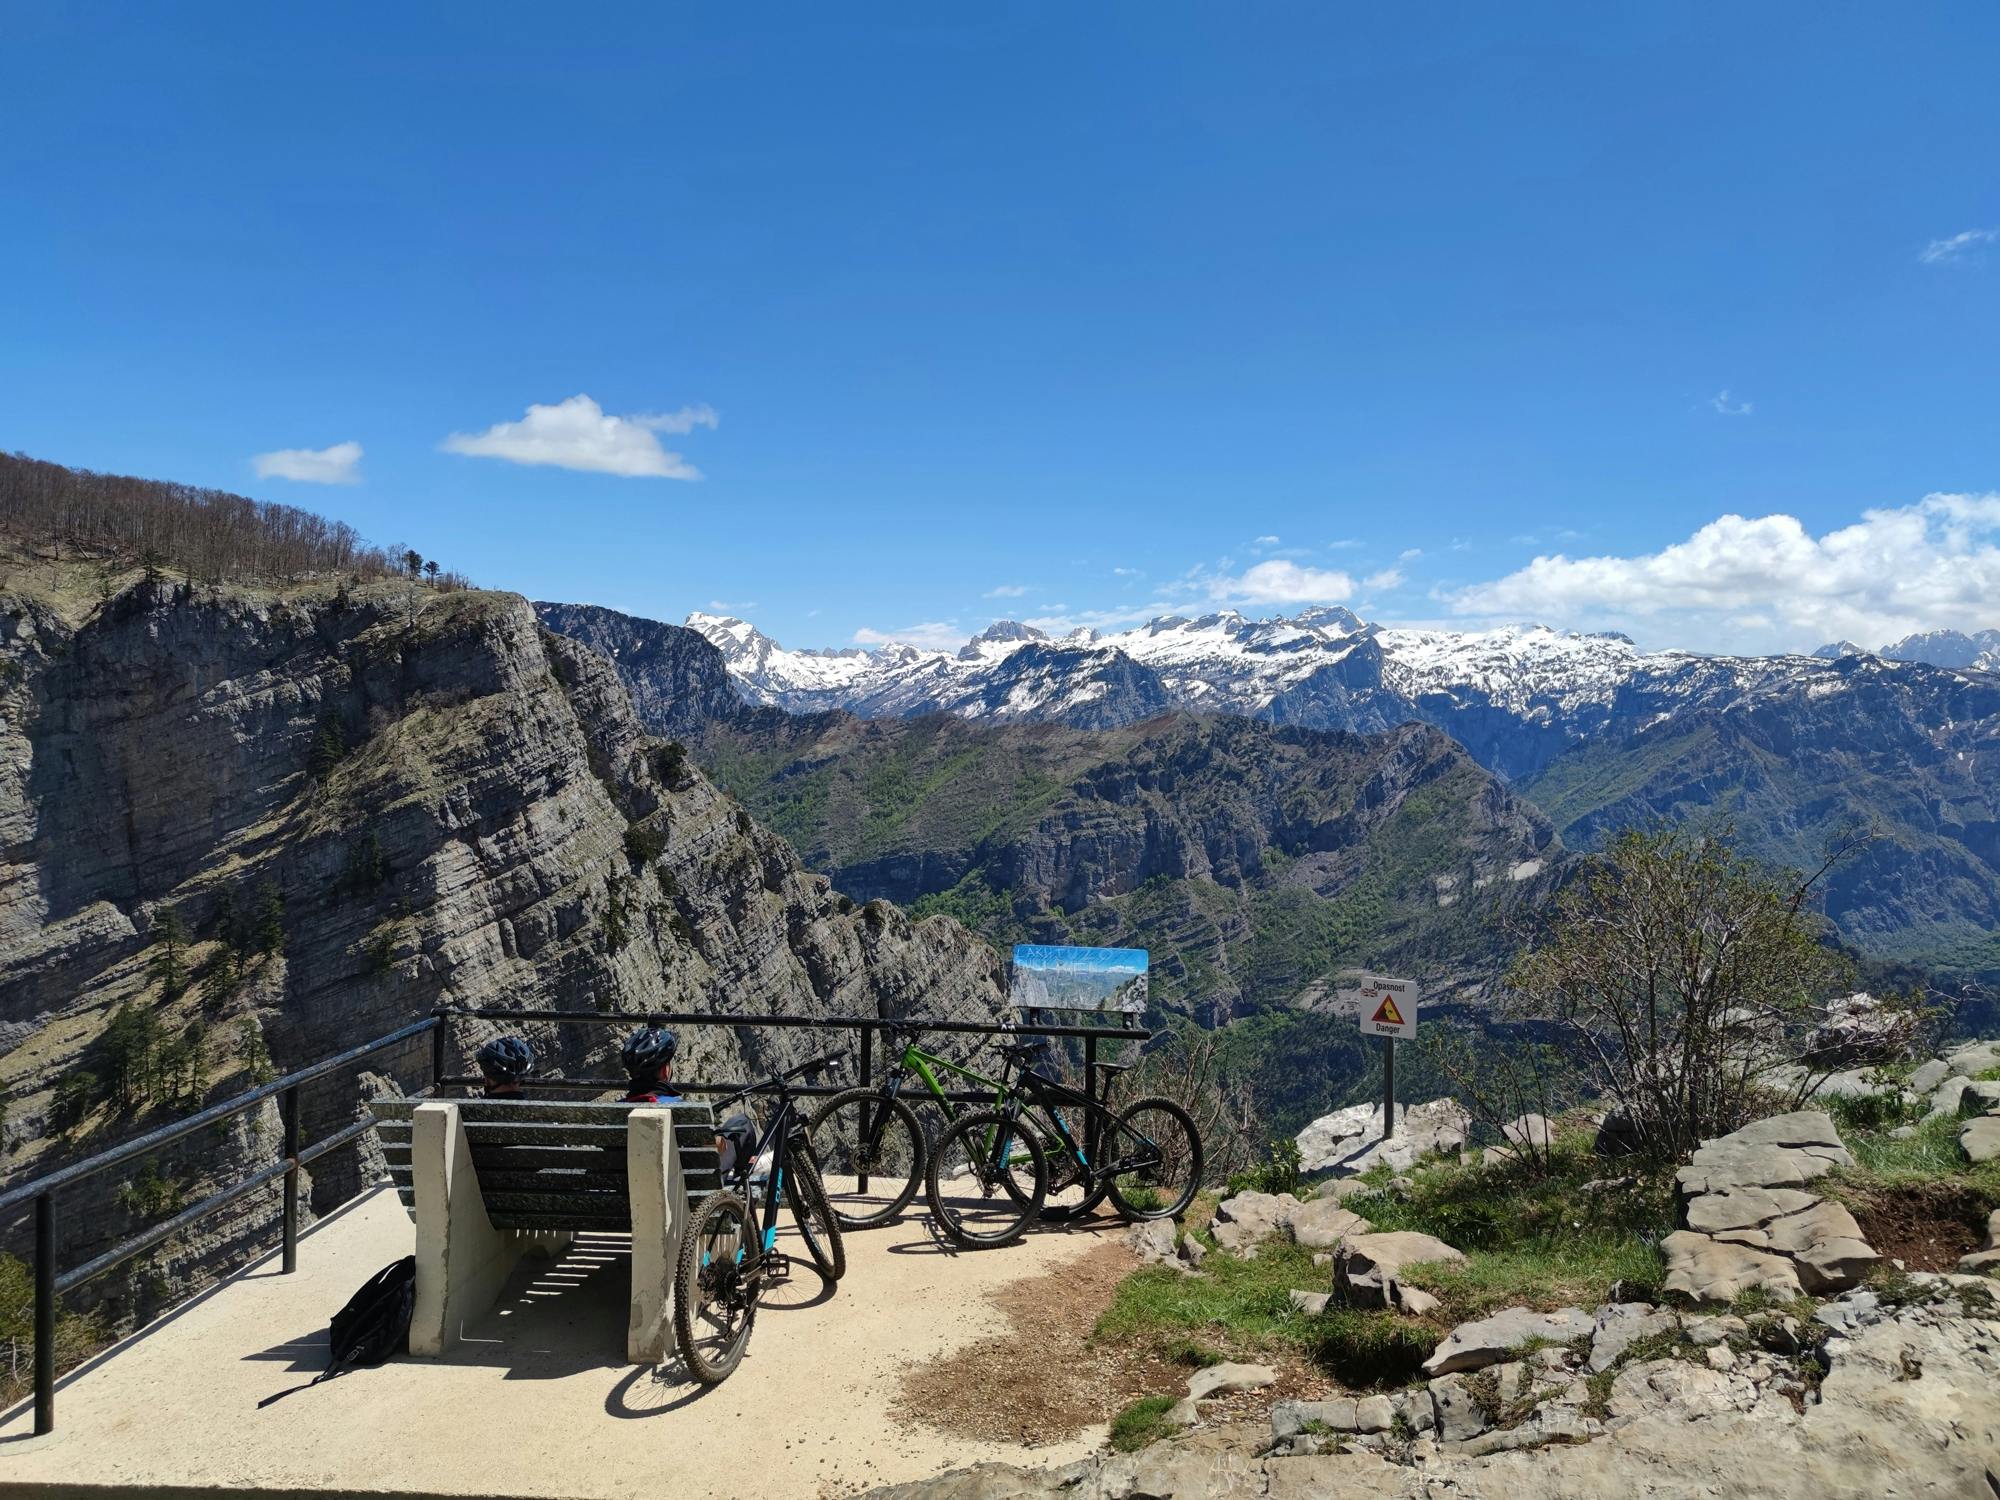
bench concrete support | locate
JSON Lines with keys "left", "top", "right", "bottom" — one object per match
{"left": 408, "top": 1102, "right": 572, "bottom": 1356}
{"left": 626, "top": 1106, "right": 689, "bottom": 1363}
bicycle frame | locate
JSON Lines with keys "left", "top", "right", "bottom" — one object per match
{"left": 714, "top": 1063, "right": 828, "bottom": 1271}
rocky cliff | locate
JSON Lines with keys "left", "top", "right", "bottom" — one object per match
{"left": 696, "top": 710, "right": 1563, "bottom": 1026}
{"left": 0, "top": 566, "right": 1005, "bottom": 1321}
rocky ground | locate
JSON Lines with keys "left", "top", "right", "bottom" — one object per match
{"left": 870, "top": 1034, "right": 2000, "bottom": 1498}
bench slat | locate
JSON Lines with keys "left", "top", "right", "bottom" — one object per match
{"left": 461, "top": 1123, "right": 629, "bottom": 1145}
{"left": 469, "top": 1145, "right": 620, "bottom": 1171}
{"left": 490, "top": 1211, "right": 631, "bottom": 1231}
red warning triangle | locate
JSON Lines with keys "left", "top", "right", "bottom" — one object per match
{"left": 1371, "top": 995, "right": 1405, "bottom": 1027}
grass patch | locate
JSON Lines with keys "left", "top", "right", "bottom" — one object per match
{"left": 1094, "top": 1239, "right": 1435, "bottom": 1389}
{"left": 1108, "top": 1395, "right": 1182, "bottom": 1452}
{"left": 1832, "top": 1112, "right": 2000, "bottom": 1201}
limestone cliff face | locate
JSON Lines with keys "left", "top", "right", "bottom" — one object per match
{"left": 0, "top": 575, "right": 1004, "bottom": 1313}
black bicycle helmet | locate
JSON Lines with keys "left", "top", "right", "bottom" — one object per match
{"left": 620, "top": 1024, "right": 678, "bottom": 1081}
{"left": 476, "top": 1035, "right": 535, "bottom": 1082}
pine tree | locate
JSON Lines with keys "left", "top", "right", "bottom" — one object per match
{"left": 236, "top": 1020, "right": 275, "bottom": 1086}
{"left": 51, "top": 1073, "right": 97, "bottom": 1137}
{"left": 101, "top": 1004, "right": 162, "bottom": 1113}
{"left": 149, "top": 906, "right": 189, "bottom": 1001}
{"left": 423, "top": 559, "right": 439, "bottom": 582}
{"left": 401, "top": 549, "right": 423, "bottom": 578}
{"left": 252, "top": 880, "right": 285, "bottom": 956}
{"left": 306, "top": 712, "right": 347, "bottom": 782}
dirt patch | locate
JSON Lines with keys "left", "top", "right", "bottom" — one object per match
{"left": 1848, "top": 1182, "right": 1990, "bottom": 1271}
{"left": 891, "top": 1233, "right": 1334, "bottom": 1447}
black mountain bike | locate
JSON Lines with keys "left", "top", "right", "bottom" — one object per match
{"left": 672, "top": 1053, "right": 847, "bottom": 1385}
{"left": 812, "top": 1026, "right": 1201, "bottom": 1247}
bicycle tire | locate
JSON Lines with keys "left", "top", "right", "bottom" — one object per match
{"left": 784, "top": 1146, "right": 848, "bottom": 1282}
{"left": 1016, "top": 1104, "right": 1107, "bottom": 1223}
{"left": 1105, "top": 1095, "right": 1204, "bottom": 1222}
{"left": 673, "top": 1190, "right": 757, "bottom": 1385}
{"left": 807, "top": 1087, "right": 925, "bottom": 1229}
{"left": 926, "top": 1108, "right": 1046, "bottom": 1249}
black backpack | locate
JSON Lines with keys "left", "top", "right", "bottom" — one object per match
{"left": 260, "top": 1256, "right": 415, "bottom": 1407}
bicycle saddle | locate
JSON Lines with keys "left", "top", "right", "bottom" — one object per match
{"left": 1089, "top": 1060, "right": 1135, "bottom": 1076}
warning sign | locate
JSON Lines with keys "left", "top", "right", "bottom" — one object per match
{"left": 1337, "top": 975, "right": 1420, "bottom": 1040}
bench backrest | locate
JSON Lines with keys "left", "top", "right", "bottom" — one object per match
{"left": 367, "top": 1098, "right": 721, "bottom": 1232}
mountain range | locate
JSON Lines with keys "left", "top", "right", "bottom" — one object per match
{"left": 540, "top": 602, "right": 2000, "bottom": 980}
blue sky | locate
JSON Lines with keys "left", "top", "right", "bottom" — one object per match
{"left": 7, "top": 5, "right": 2000, "bottom": 655}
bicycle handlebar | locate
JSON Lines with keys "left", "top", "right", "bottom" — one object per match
{"left": 711, "top": 1051, "right": 845, "bottom": 1110}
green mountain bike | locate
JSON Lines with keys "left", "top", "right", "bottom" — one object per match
{"left": 807, "top": 1026, "right": 1201, "bottom": 1246}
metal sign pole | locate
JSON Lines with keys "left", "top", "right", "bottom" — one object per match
{"left": 1383, "top": 1036, "right": 1396, "bottom": 1140}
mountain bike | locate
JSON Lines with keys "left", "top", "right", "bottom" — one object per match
{"left": 809, "top": 1026, "right": 1201, "bottom": 1247}
{"left": 925, "top": 1040, "right": 1201, "bottom": 1247}
{"left": 672, "top": 1052, "right": 847, "bottom": 1385}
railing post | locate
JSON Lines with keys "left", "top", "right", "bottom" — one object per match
{"left": 281, "top": 1083, "right": 301, "bottom": 1274}
{"left": 430, "top": 1016, "right": 447, "bottom": 1093}
{"left": 1083, "top": 1033, "right": 1099, "bottom": 1170}
{"left": 855, "top": 1023, "right": 873, "bottom": 1195}
{"left": 34, "top": 1191, "right": 55, "bottom": 1435}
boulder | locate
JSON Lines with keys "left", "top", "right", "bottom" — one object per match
{"left": 1928, "top": 1076, "right": 1972, "bottom": 1118}
{"left": 1288, "top": 1290, "right": 1330, "bottom": 1315}
{"left": 1333, "top": 1230, "right": 1464, "bottom": 1311}
{"left": 1674, "top": 1110, "right": 1851, "bottom": 1195}
{"left": 1178, "top": 1235, "right": 1206, "bottom": 1270}
{"left": 1125, "top": 1217, "right": 1178, "bottom": 1266}
{"left": 1164, "top": 1397, "right": 1201, "bottom": 1429}
{"left": 1961, "top": 1114, "right": 2000, "bottom": 1164}
{"left": 1422, "top": 1305, "right": 1593, "bottom": 1376}
{"left": 1957, "top": 1209, "right": 2000, "bottom": 1275}
{"left": 1944, "top": 1039, "right": 2000, "bottom": 1078}
{"left": 1959, "top": 1079, "right": 2000, "bottom": 1117}
{"left": 1186, "top": 1361, "right": 1275, "bottom": 1401}
{"left": 1761, "top": 1200, "right": 1878, "bottom": 1292}
{"left": 1805, "top": 992, "right": 1914, "bottom": 1066}
{"left": 1209, "top": 1191, "right": 1294, "bottom": 1253}
{"left": 1502, "top": 1112, "right": 1555, "bottom": 1149}
{"left": 1661, "top": 1230, "right": 1802, "bottom": 1305}
{"left": 1286, "top": 1198, "right": 1372, "bottom": 1249}
{"left": 1594, "top": 1109, "right": 1645, "bottom": 1157}
{"left": 1426, "top": 1372, "right": 1490, "bottom": 1442}
{"left": 1587, "top": 1302, "right": 1678, "bottom": 1373}
{"left": 1907, "top": 1058, "right": 1950, "bottom": 1094}
{"left": 1295, "top": 1097, "right": 1470, "bottom": 1175}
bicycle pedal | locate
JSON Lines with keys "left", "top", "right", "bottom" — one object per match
{"left": 763, "top": 1251, "right": 794, "bottom": 1281}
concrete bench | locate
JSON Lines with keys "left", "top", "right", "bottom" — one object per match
{"left": 367, "top": 1098, "right": 721, "bottom": 1362}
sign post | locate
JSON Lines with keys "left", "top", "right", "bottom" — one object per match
{"left": 1336, "top": 975, "right": 1420, "bottom": 1139}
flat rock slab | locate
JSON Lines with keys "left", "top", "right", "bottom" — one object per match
{"left": 1295, "top": 1097, "right": 1471, "bottom": 1175}
{"left": 1423, "top": 1305, "right": 1592, "bottom": 1375}
{"left": 1588, "top": 1303, "right": 1679, "bottom": 1373}
{"left": 1662, "top": 1229, "right": 1803, "bottom": 1305}
{"left": 1675, "top": 1110, "right": 1852, "bottom": 1195}
{"left": 1187, "top": 1361, "right": 1276, "bottom": 1401}
{"left": 1287, "top": 1198, "right": 1373, "bottom": 1248}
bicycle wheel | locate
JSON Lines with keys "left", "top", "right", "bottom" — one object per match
{"left": 807, "top": 1087, "right": 925, "bottom": 1229}
{"left": 783, "top": 1143, "right": 848, "bottom": 1282}
{"left": 1022, "top": 1108, "right": 1109, "bottom": 1224}
{"left": 926, "top": 1109, "right": 1046, "bottom": 1249}
{"left": 1104, "top": 1095, "right": 1204, "bottom": 1222}
{"left": 674, "top": 1190, "right": 758, "bottom": 1385}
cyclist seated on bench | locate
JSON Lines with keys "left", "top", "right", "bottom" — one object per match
{"left": 620, "top": 1025, "right": 757, "bottom": 1178}
{"left": 476, "top": 1035, "right": 535, "bottom": 1098}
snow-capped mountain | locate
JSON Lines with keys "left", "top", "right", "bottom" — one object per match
{"left": 682, "top": 606, "right": 1935, "bottom": 779}
{"left": 1879, "top": 628, "right": 2000, "bottom": 674}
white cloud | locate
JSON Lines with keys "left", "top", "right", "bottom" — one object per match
{"left": 1919, "top": 228, "right": 1998, "bottom": 265}
{"left": 1447, "top": 492, "right": 2000, "bottom": 652}
{"left": 441, "top": 395, "right": 716, "bottom": 478}
{"left": 1112, "top": 566, "right": 1143, "bottom": 578}
{"left": 1326, "top": 538, "right": 1363, "bottom": 550}
{"left": 984, "top": 583, "right": 1032, "bottom": 598}
{"left": 853, "top": 621, "right": 965, "bottom": 651}
{"left": 1398, "top": 547, "right": 1424, "bottom": 562}
{"left": 253, "top": 440, "right": 362, "bottom": 485}
{"left": 1709, "top": 389, "right": 1753, "bottom": 417}
{"left": 1361, "top": 568, "right": 1404, "bottom": 591}
{"left": 1210, "top": 559, "right": 1356, "bottom": 606}
{"left": 1253, "top": 534, "right": 1281, "bottom": 547}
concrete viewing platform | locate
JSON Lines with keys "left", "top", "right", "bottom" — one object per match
{"left": 0, "top": 1184, "right": 1114, "bottom": 1499}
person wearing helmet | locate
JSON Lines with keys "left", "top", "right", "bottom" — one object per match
{"left": 619, "top": 1024, "right": 756, "bottom": 1179}
{"left": 476, "top": 1035, "right": 535, "bottom": 1098}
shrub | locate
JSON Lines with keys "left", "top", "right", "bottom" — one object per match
{"left": 1505, "top": 826, "right": 1893, "bottom": 1162}
{"left": 624, "top": 819, "right": 668, "bottom": 867}
{"left": 1228, "top": 1137, "right": 1303, "bottom": 1199}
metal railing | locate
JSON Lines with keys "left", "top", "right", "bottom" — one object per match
{"left": 3, "top": 1002, "right": 1148, "bottom": 1435}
